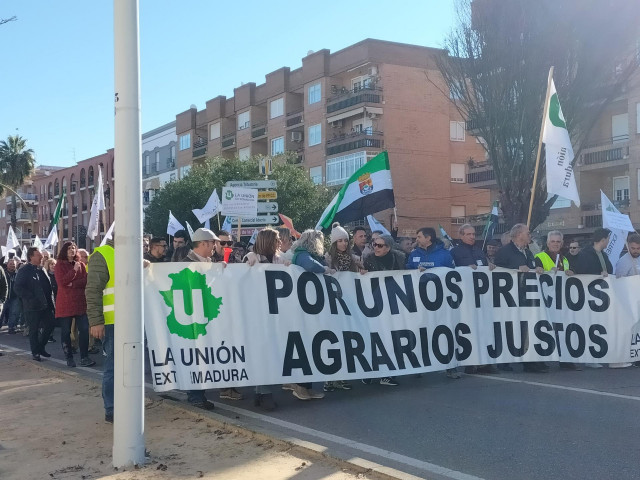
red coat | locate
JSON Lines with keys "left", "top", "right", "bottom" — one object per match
{"left": 54, "top": 260, "right": 87, "bottom": 318}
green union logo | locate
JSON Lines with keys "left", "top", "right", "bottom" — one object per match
{"left": 159, "top": 268, "right": 222, "bottom": 340}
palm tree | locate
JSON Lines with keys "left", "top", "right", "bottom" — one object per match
{"left": 0, "top": 135, "right": 36, "bottom": 232}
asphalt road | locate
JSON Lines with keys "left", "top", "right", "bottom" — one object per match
{"left": 2, "top": 326, "right": 639, "bottom": 480}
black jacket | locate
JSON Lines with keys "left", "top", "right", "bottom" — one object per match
{"left": 573, "top": 245, "right": 613, "bottom": 275}
{"left": 364, "top": 249, "right": 406, "bottom": 272}
{"left": 14, "top": 263, "right": 55, "bottom": 312}
{"left": 494, "top": 242, "right": 536, "bottom": 270}
{"left": 451, "top": 242, "right": 488, "bottom": 267}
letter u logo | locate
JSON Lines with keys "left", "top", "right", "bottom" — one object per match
{"left": 173, "top": 289, "right": 208, "bottom": 325}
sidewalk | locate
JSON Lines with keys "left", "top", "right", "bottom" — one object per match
{"left": 0, "top": 354, "right": 369, "bottom": 480}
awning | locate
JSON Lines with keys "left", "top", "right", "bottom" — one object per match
{"left": 143, "top": 177, "right": 160, "bottom": 190}
{"left": 327, "top": 107, "right": 364, "bottom": 124}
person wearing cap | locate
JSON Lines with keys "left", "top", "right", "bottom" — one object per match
{"left": 183, "top": 228, "right": 243, "bottom": 405}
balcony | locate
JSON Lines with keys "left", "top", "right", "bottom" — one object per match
{"left": 326, "top": 130, "right": 384, "bottom": 156}
{"left": 286, "top": 110, "right": 304, "bottom": 128}
{"left": 466, "top": 163, "right": 496, "bottom": 188}
{"left": 167, "top": 158, "right": 176, "bottom": 169}
{"left": 15, "top": 211, "right": 31, "bottom": 222}
{"left": 72, "top": 205, "right": 78, "bottom": 215}
{"left": 579, "top": 138, "right": 629, "bottom": 168}
{"left": 465, "top": 119, "right": 483, "bottom": 135}
{"left": 221, "top": 133, "right": 236, "bottom": 150}
{"left": 251, "top": 122, "right": 267, "bottom": 139}
{"left": 583, "top": 214, "right": 602, "bottom": 228}
{"left": 326, "top": 86, "right": 382, "bottom": 114}
{"left": 193, "top": 137, "right": 208, "bottom": 158}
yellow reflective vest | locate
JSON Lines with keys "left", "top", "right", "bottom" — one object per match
{"left": 535, "top": 251, "right": 569, "bottom": 272}
{"left": 92, "top": 245, "right": 115, "bottom": 325}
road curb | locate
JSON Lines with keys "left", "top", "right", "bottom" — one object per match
{"left": 3, "top": 349, "right": 423, "bottom": 480}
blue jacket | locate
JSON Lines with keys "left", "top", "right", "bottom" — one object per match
{"left": 406, "top": 241, "right": 454, "bottom": 269}
{"left": 292, "top": 249, "right": 326, "bottom": 273}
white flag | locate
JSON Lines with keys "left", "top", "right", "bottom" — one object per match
{"left": 33, "top": 235, "right": 43, "bottom": 250}
{"left": 6, "top": 226, "right": 19, "bottom": 251}
{"left": 542, "top": 78, "right": 580, "bottom": 206}
{"left": 192, "top": 188, "right": 221, "bottom": 224}
{"left": 86, "top": 167, "right": 106, "bottom": 240}
{"left": 100, "top": 221, "right": 115, "bottom": 246}
{"left": 221, "top": 215, "right": 232, "bottom": 233}
{"left": 185, "top": 221, "right": 195, "bottom": 241}
{"left": 248, "top": 228, "right": 259, "bottom": 245}
{"left": 44, "top": 228, "right": 58, "bottom": 249}
{"left": 167, "top": 210, "right": 185, "bottom": 236}
{"left": 366, "top": 215, "right": 391, "bottom": 236}
{"left": 601, "top": 190, "right": 634, "bottom": 232}
{"left": 20, "top": 247, "right": 27, "bottom": 261}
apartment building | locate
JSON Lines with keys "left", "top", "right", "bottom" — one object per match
{"left": 175, "top": 39, "right": 489, "bottom": 235}
{"left": 142, "top": 121, "right": 178, "bottom": 213}
{"left": 30, "top": 150, "right": 115, "bottom": 250}
{"left": 466, "top": 67, "right": 640, "bottom": 242}
{"left": 0, "top": 165, "right": 65, "bottom": 247}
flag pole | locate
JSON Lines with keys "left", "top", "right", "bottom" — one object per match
{"left": 527, "top": 66, "right": 554, "bottom": 228}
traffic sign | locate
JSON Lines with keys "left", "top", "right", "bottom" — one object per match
{"left": 228, "top": 215, "right": 279, "bottom": 225}
{"left": 258, "top": 191, "right": 277, "bottom": 200}
{"left": 257, "top": 202, "right": 279, "bottom": 213}
{"left": 231, "top": 227, "right": 267, "bottom": 236}
{"left": 226, "top": 180, "right": 277, "bottom": 189}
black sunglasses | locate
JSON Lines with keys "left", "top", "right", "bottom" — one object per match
{"left": 218, "top": 240, "right": 233, "bottom": 246}
{"left": 372, "top": 242, "right": 387, "bottom": 248}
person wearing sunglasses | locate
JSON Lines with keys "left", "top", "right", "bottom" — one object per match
{"left": 212, "top": 230, "right": 237, "bottom": 263}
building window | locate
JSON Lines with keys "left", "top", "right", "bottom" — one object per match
{"left": 613, "top": 176, "right": 630, "bottom": 202}
{"left": 450, "top": 164, "right": 465, "bottom": 183}
{"left": 180, "top": 165, "right": 191, "bottom": 178}
{"left": 170, "top": 145, "right": 176, "bottom": 161}
{"left": 326, "top": 151, "right": 367, "bottom": 186}
{"left": 144, "top": 155, "right": 149, "bottom": 175}
{"left": 308, "top": 83, "right": 321, "bottom": 104}
{"left": 154, "top": 151, "right": 160, "bottom": 172}
{"left": 179, "top": 134, "right": 190, "bottom": 150}
{"left": 210, "top": 122, "right": 220, "bottom": 140}
{"left": 238, "top": 147, "right": 251, "bottom": 161}
{"left": 238, "top": 111, "right": 250, "bottom": 130}
{"left": 451, "top": 205, "right": 466, "bottom": 224}
{"left": 611, "top": 113, "right": 629, "bottom": 143}
{"left": 270, "top": 98, "right": 284, "bottom": 119}
{"left": 309, "top": 166, "right": 323, "bottom": 185}
{"left": 271, "top": 137, "right": 284, "bottom": 155}
{"left": 308, "top": 124, "right": 321, "bottom": 146}
{"left": 450, "top": 121, "right": 465, "bottom": 142}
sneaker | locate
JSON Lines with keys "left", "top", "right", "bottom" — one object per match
{"left": 361, "top": 378, "right": 372, "bottom": 385}
{"left": 307, "top": 389, "right": 325, "bottom": 399}
{"left": 323, "top": 381, "right": 335, "bottom": 392}
{"left": 39, "top": 350, "right": 52, "bottom": 358}
{"left": 219, "top": 388, "right": 243, "bottom": 400}
{"left": 105, "top": 413, "right": 114, "bottom": 423}
{"left": 79, "top": 357, "right": 96, "bottom": 367}
{"left": 334, "top": 380, "right": 352, "bottom": 391}
{"left": 32, "top": 354, "right": 41, "bottom": 362}
{"left": 48, "top": 337, "right": 56, "bottom": 343}
{"left": 254, "top": 393, "right": 277, "bottom": 411}
{"left": 292, "top": 384, "right": 312, "bottom": 400}
{"left": 281, "top": 383, "right": 295, "bottom": 391}
{"left": 380, "top": 377, "right": 399, "bottom": 386}
{"left": 609, "top": 363, "right": 632, "bottom": 368}
{"left": 446, "top": 369, "right": 461, "bottom": 379}
{"left": 66, "top": 357, "right": 77, "bottom": 368}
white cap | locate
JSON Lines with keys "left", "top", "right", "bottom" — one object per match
{"left": 192, "top": 228, "right": 219, "bottom": 242}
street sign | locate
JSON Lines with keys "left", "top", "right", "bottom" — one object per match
{"left": 221, "top": 187, "right": 258, "bottom": 217}
{"left": 226, "top": 180, "right": 277, "bottom": 189}
{"left": 257, "top": 202, "right": 279, "bottom": 213}
{"left": 258, "top": 191, "right": 277, "bottom": 200}
{"left": 228, "top": 215, "right": 279, "bottom": 226}
{"left": 231, "top": 227, "right": 267, "bottom": 236}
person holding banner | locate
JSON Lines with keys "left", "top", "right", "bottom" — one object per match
{"left": 615, "top": 234, "right": 640, "bottom": 278}
{"left": 494, "top": 224, "right": 548, "bottom": 373}
{"left": 406, "top": 227, "right": 454, "bottom": 270}
{"left": 451, "top": 224, "right": 493, "bottom": 269}
{"left": 573, "top": 228, "right": 613, "bottom": 276}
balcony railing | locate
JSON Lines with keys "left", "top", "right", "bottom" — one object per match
{"left": 252, "top": 122, "right": 267, "bottom": 139}
{"left": 286, "top": 110, "right": 304, "bottom": 127}
{"left": 580, "top": 144, "right": 629, "bottom": 166}
{"left": 583, "top": 214, "right": 602, "bottom": 228}
{"left": 167, "top": 158, "right": 176, "bottom": 169}
{"left": 221, "top": 133, "right": 236, "bottom": 149}
{"left": 467, "top": 166, "right": 495, "bottom": 183}
{"left": 326, "top": 86, "right": 382, "bottom": 114}
{"left": 326, "top": 130, "right": 384, "bottom": 156}
{"left": 465, "top": 119, "right": 483, "bottom": 132}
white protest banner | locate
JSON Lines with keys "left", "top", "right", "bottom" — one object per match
{"left": 144, "top": 265, "right": 640, "bottom": 392}
{"left": 601, "top": 190, "right": 634, "bottom": 232}
{"left": 167, "top": 210, "right": 185, "bottom": 236}
{"left": 221, "top": 187, "right": 258, "bottom": 217}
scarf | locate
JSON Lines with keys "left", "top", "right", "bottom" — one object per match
{"left": 335, "top": 251, "right": 353, "bottom": 272}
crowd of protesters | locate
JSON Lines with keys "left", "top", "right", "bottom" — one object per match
{"left": 2, "top": 221, "right": 639, "bottom": 419}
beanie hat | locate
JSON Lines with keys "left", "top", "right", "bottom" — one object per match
{"left": 330, "top": 222, "right": 349, "bottom": 244}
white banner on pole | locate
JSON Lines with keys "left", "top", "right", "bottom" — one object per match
{"left": 192, "top": 188, "right": 221, "bottom": 224}
{"left": 144, "top": 265, "right": 640, "bottom": 392}
{"left": 221, "top": 187, "right": 258, "bottom": 217}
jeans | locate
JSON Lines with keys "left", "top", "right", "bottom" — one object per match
{"left": 60, "top": 314, "right": 89, "bottom": 358}
{"left": 103, "top": 324, "right": 114, "bottom": 416}
{"left": 5, "top": 298, "right": 22, "bottom": 330}
{"left": 24, "top": 308, "right": 55, "bottom": 355}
